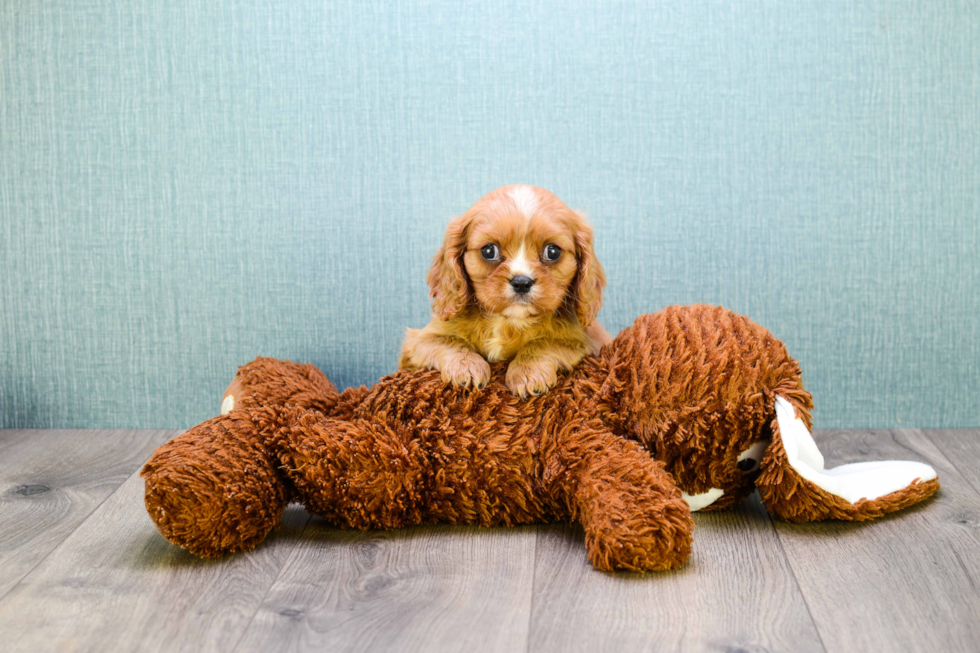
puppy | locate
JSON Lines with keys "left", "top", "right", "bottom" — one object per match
{"left": 399, "top": 185, "right": 611, "bottom": 397}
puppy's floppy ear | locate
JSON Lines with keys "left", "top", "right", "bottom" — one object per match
{"left": 427, "top": 213, "right": 473, "bottom": 320}
{"left": 570, "top": 211, "right": 606, "bottom": 327}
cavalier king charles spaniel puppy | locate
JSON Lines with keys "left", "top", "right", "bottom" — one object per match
{"left": 399, "top": 185, "right": 610, "bottom": 397}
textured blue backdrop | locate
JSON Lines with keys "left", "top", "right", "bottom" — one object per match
{"left": 1, "top": 0, "right": 978, "bottom": 429}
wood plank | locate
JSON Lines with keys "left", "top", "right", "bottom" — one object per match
{"left": 528, "top": 495, "right": 826, "bottom": 653}
{"left": 0, "top": 468, "right": 310, "bottom": 653}
{"left": 234, "top": 520, "right": 537, "bottom": 653}
{"left": 926, "top": 429, "right": 980, "bottom": 494}
{"left": 0, "top": 428, "right": 175, "bottom": 599}
{"left": 774, "top": 429, "right": 980, "bottom": 653}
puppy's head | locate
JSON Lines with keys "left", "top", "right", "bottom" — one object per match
{"left": 428, "top": 185, "right": 605, "bottom": 324}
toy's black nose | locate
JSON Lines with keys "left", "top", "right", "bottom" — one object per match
{"left": 510, "top": 276, "right": 534, "bottom": 295}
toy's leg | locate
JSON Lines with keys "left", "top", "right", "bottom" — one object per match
{"left": 267, "top": 411, "right": 429, "bottom": 530}
{"left": 547, "top": 419, "right": 694, "bottom": 571}
{"left": 142, "top": 407, "right": 293, "bottom": 556}
{"left": 757, "top": 396, "right": 940, "bottom": 521}
{"left": 220, "top": 356, "right": 339, "bottom": 416}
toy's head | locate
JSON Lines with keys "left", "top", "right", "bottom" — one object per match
{"left": 600, "top": 306, "right": 939, "bottom": 520}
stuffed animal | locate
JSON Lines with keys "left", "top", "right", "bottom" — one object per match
{"left": 142, "top": 305, "right": 939, "bottom": 571}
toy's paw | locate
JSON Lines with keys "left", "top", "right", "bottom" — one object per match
{"left": 220, "top": 377, "right": 242, "bottom": 414}
{"left": 505, "top": 358, "right": 559, "bottom": 398}
{"left": 440, "top": 351, "right": 491, "bottom": 389}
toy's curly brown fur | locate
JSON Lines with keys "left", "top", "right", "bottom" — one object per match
{"left": 142, "top": 305, "right": 939, "bottom": 571}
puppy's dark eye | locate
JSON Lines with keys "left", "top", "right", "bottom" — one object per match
{"left": 480, "top": 244, "right": 500, "bottom": 261}
{"left": 543, "top": 244, "right": 562, "bottom": 262}
{"left": 737, "top": 458, "right": 758, "bottom": 473}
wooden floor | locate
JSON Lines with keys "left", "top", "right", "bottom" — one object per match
{"left": 0, "top": 428, "right": 978, "bottom": 652}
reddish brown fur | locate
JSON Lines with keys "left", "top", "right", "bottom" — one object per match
{"left": 143, "top": 305, "right": 939, "bottom": 571}
{"left": 400, "top": 185, "right": 610, "bottom": 397}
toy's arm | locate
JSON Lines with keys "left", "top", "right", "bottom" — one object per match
{"left": 220, "top": 357, "right": 339, "bottom": 416}
{"left": 543, "top": 419, "right": 694, "bottom": 571}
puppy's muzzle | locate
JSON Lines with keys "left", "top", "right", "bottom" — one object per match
{"left": 510, "top": 276, "right": 535, "bottom": 295}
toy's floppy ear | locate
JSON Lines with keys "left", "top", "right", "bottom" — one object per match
{"left": 757, "top": 396, "right": 940, "bottom": 521}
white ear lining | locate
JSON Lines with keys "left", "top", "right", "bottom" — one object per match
{"left": 774, "top": 396, "right": 824, "bottom": 470}
{"left": 774, "top": 396, "right": 937, "bottom": 504}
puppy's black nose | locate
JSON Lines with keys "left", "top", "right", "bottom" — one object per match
{"left": 510, "top": 276, "right": 535, "bottom": 295}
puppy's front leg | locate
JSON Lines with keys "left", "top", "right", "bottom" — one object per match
{"left": 399, "top": 326, "right": 491, "bottom": 389}
{"left": 505, "top": 339, "right": 590, "bottom": 398}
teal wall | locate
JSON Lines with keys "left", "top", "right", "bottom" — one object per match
{"left": 1, "top": 1, "right": 977, "bottom": 429}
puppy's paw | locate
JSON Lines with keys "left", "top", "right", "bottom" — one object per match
{"left": 440, "top": 351, "right": 491, "bottom": 389}
{"left": 505, "top": 359, "right": 559, "bottom": 398}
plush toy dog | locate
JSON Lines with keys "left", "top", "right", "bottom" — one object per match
{"left": 142, "top": 305, "right": 939, "bottom": 571}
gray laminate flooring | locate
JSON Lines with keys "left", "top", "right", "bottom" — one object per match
{"left": 0, "top": 428, "right": 977, "bottom": 653}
